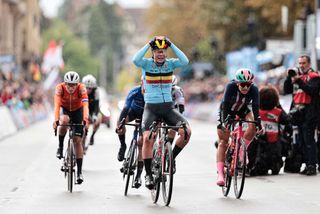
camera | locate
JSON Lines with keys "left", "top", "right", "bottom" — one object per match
{"left": 287, "top": 67, "right": 300, "bottom": 77}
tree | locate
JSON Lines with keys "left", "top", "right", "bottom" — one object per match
{"left": 145, "top": 0, "right": 310, "bottom": 73}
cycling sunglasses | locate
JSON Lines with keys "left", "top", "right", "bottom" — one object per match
{"left": 238, "top": 82, "right": 252, "bottom": 88}
{"left": 66, "top": 83, "right": 77, "bottom": 87}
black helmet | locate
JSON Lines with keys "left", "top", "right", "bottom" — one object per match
{"left": 150, "top": 38, "right": 170, "bottom": 50}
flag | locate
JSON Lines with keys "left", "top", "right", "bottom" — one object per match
{"left": 42, "top": 40, "right": 64, "bottom": 74}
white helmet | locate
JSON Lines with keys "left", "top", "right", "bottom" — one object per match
{"left": 172, "top": 75, "right": 178, "bottom": 86}
{"left": 82, "top": 74, "right": 97, "bottom": 88}
{"left": 64, "top": 71, "right": 80, "bottom": 84}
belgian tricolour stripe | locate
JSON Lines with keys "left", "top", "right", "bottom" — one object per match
{"left": 145, "top": 72, "right": 172, "bottom": 84}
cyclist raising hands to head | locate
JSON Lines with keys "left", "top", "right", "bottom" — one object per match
{"left": 133, "top": 36, "right": 192, "bottom": 190}
{"left": 216, "top": 68, "right": 262, "bottom": 186}
{"left": 53, "top": 71, "right": 89, "bottom": 184}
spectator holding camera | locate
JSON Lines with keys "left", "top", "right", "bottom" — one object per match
{"left": 283, "top": 55, "right": 320, "bottom": 175}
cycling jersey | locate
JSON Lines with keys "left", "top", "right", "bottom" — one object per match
{"left": 132, "top": 43, "right": 189, "bottom": 104}
{"left": 219, "top": 81, "right": 260, "bottom": 123}
{"left": 119, "top": 86, "right": 145, "bottom": 121}
{"left": 54, "top": 82, "right": 89, "bottom": 122}
{"left": 88, "top": 88, "right": 99, "bottom": 117}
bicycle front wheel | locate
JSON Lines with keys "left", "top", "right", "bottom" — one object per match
{"left": 151, "top": 144, "right": 161, "bottom": 203}
{"left": 222, "top": 148, "right": 232, "bottom": 197}
{"left": 162, "top": 142, "right": 173, "bottom": 206}
{"left": 234, "top": 139, "right": 246, "bottom": 199}
{"left": 124, "top": 141, "right": 137, "bottom": 196}
{"left": 67, "top": 140, "right": 74, "bottom": 193}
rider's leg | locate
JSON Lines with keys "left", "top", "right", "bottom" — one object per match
{"left": 74, "top": 135, "right": 84, "bottom": 183}
{"left": 117, "top": 125, "right": 127, "bottom": 161}
{"left": 142, "top": 131, "right": 155, "bottom": 175}
{"left": 90, "top": 117, "right": 101, "bottom": 145}
{"left": 57, "top": 115, "right": 69, "bottom": 158}
{"left": 173, "top": 125, "right": 191, "bottom": 159}
{"left": 243, "top": 112, "right": 256, "bottom": 147}
{"left": 167, "top": 129, "right": 176, "bottom": 144}
{"left": 216, "top": 128, "right": 230, "bottom": 186}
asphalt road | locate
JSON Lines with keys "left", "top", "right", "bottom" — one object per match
{"left": 0, "top": 114, "right": 319, "bottom": 214}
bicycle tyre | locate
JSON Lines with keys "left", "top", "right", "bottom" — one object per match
{"left": 222, "top": 147, "right": 232, "bottom": 196}
{"left": 67, "top": 140, "right": 74, "bottom": 193}
{"left": 151, "top": 143, "right": 161, "bottom": 203}
{"left": 234, "top": 139, "right": 246, "bottom": 199}
{"left": 162, "top": 142, "right": 173, "bottom": 206}
{"left": 124, "top": 140, "right": 137, "bottom": 196}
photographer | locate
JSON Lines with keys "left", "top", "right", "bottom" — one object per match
{"left": 283, "top": 55, "right": 320, "bottom": 176}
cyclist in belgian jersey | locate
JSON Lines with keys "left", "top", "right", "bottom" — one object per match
{"left": 53, "top": 71, "right": 89, "bottom": 184}
{"left": 82, "top": 74, "right": 101, "bottom": 147}
{"left": 132, "top": 36, "right": 192, "bottom": 189}
{"left": 216, "top": 68, "right": 262, "bottom": 186}
{"left": 116, "top": 80, "right": 145, "bottom": 188}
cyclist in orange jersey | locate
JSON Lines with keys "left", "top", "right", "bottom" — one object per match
{"left": 53, "top": 71, "right": 89, "bottom": 184}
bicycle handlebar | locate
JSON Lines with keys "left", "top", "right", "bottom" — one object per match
{"left": 148, "top": 121, "right": 189, "bottom": 141}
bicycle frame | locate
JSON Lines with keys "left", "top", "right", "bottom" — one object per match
{"left": 222, "top": 118, "right": 257, "bottom": 199}
{"left": 121, "top": 119, "right": 141, "bottom": 196}
{"left": 56, "top": 123, "right": 84, "bottom": 193}
{"left": 149, "top": 120, "right": 188, "bottom": 206}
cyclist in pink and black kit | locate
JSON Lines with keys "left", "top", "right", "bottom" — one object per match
{"left": 216, "top": 68, "right": 263, "bottom": 186}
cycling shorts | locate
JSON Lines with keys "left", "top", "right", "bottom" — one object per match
{"left": 141, "top": 102, "right": 188, "bottom": 133}
{"left": 62, "top": 107, "right": 84, "bottom": 137}
{"left": 127, "top": 109, "right": 143, "bottom": 136}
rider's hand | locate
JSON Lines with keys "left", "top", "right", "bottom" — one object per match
{"left": 149, "top": 37, "right": 156, "bottom": 47}
{"left": 256, "top": 121, "right": 264, "bottom": 135}
{"left": 83, "top": 119, "right": 89, "bottom": 130}
{"left": 115, "top": 125, "right": 123, "bottom": 134}
{"left": 53, "top": 120, "right": 59, "bottom": 130}
{"left": 223, "top": 115, "right": 235, "bottom": 130}
{"left": 165, "top": 37, "right": 172, "bottom": 47}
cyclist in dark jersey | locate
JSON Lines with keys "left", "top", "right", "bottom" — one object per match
{"left": 116, "top": 81, "right": 145, "bottom": 188}
{"left": 82, "top": 74, "right": 101, "bottom": 148}
{"left": 216, "top": 68, "right": 262, "bottom": 186}
{"left": 133, "top": 36, "right": 191, "bottom": 189}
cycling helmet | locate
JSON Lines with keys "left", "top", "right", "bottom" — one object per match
{"left": 150, "top": 38, "right": 170, "bottom": 50}
{"left": 82, "top": 74, "right": 97, "bottom": 88}
{"left": 235, "top": 68, "right": 254, "bottom": 82}
{"left": 64, "top": 71, "right": 80, "bottom": 84}
{"left": 172, "top": 75, "right": 178, "bottom": 86}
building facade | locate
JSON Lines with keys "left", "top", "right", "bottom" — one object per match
{"left": 0, "top": 0, "right": 41, "bottom": 73}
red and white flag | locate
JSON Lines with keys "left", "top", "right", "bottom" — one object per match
{"left": 42, "top": 40, "right": 64, "bottom": 74}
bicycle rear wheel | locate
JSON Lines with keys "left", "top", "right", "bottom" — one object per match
{"left": 162, "top": 142, "right": 173, "bottom": 206}
{"left": 222, "top": 148, "right": 232, "bottom": 197}
{"left": 234, "top": 139, "right": 246, "bottom": 199}
{"left": 67, "top": 140, "right": 74, "bottom": 193}
{"left": 124, "top": 141, "right": 137, "bottom": 196}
